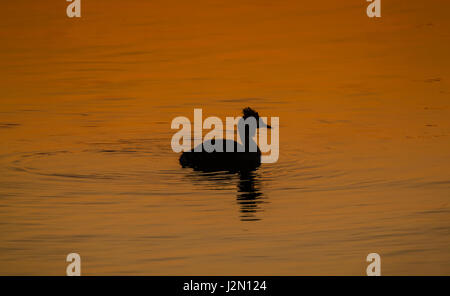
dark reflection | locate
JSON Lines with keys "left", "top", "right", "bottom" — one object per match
{"left": 236, "top": 170, "right": 264, "bottom": 221}
{"left": 185, "top": 168, "right": 266, "bottom": 222}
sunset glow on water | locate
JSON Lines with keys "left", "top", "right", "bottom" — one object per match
{"left": 0, "top": 0, "right": 449, "bottom": 275}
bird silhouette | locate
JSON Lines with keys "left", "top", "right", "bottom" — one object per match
{"left": 179, "top": 107, "right": 271, "bottom": 171}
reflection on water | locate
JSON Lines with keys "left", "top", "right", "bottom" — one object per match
{"left": 236, "top": 171, "right": 264, "bottom": 222}
{"left": 1, "top": 0, "right": 450, "bottom": 275}
{"left": 184, "top": 168, "right": 266, "bottom": 222}
{"left": 1, "top": 99, "right": 450, "bottom": 275}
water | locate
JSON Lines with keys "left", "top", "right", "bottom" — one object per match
{"left": 0, "top": 0, "right": 449, "bottom": 275}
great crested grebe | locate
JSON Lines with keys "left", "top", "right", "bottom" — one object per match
{"left": 179, "top": 107, "right": 271, "bottom": 171}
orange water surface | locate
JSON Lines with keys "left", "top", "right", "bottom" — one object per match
{"left": 0, "top": 0, "right": 449, "bottom": 275}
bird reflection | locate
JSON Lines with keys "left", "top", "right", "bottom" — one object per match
{"left": 236, "top": 170, "right": 264, "bottom": 221}
{"left": 185, "top": 168, "right": 266, "bottom": 221}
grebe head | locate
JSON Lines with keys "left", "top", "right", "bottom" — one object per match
{"left": 237, "top": 107, "right": 271, "bottom": 152}
{"left": 242, "top": 107, "right": 271, "bottom": 129}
